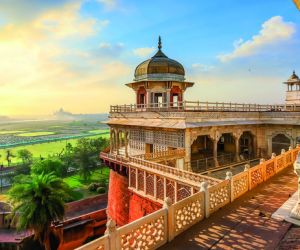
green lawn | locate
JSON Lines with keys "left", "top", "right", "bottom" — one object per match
{"left": 89, "top": 129, "right": 109, "bottom": 134}
{"left": 64, "top": 167, "right": 110, "bottom": 200}
{"left": 17, "top": 131, "right": 55, "bottom": 137}
{"left": 0, "top": 130, "right": 25, "bottom": 135}
{"left": 0, "top": 134, "right": 109, "bottom": 166}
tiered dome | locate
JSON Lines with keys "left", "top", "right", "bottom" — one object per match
{"left": 134, "top": 36, "right": 185, "bottom": 81}
{"left": 286, "top": 71, "right": 300, "bottom": 83}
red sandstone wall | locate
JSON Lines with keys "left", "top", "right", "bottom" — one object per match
{"left": 107, "top": 169, "right": 130, "bottom": 226}
{"left": 128, "top": 192, "right": 162, "bottom": 222}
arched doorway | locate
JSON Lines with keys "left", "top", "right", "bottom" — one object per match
{"left": 272, "top": 133, "right": 291, "bottom": 155}
{"left": 239, "top": 131, "right": 254, "bottom": 159}
{"left": 217, "top": 133, "right": 236, "bottom": 165}
{"left": 191, "top": 135, "right": 213, "bottom": 172}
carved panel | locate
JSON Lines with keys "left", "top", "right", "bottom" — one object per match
{"left": 166, "top": 179, "right": 175, "bottom": 204}
{"left": 173, "top": 192, "right": 205, "bottom": 237}
{"left": 119, "top": 210, "right": 167, "bottom": 249}
{"left": 232, "top": 171, "right": 248, "bottom": 200}
{"left": 156, "top": 176, "right": 164, "bottom": 200}
{"left": 249, "top": 165, "right": 264, "bottom": 189}
{"left": 265, "top": 161, "right": 276, "bottom": 179}
{"left": 129, "top": 168, "right": 136, "bottom": 188}
{"left": 177, "top": 183, "right": 191, "bottom": 201}
{"left": 208, "top": 180, "right": 230, "bottom": 215}
{"left": 137, "top": 170, "right": 144, "bottom": 191}
{"left": 146, "top": 173, "right": 154, "bottom": 196}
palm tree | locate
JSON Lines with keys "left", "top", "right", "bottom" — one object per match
{"left": 9, "top": 173, "right": 71, "bottom": 250}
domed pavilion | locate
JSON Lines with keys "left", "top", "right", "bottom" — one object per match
{"left": 126, "top": 36, "right": 194, "bottom": 107}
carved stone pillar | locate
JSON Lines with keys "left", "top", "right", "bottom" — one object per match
{"left": 125, "top": 131, "right": 128, "bottom": 157}
{"left": 210, "top": 129, "right": 221, "bottom": 167}
{"left": 146, "top": 89, "right": 151, "bottom": 108}
{"left": 116, "top": 129, "right": 120, "bottom": 155}
{"left": 184, "top": 129, "right": 192, "bottom": 171}
{"left": 213, "top": 139, "right": 219, "bottom": 167}
{"left": 110, "top": 129, "right": 113, "bottom": 153}
{"left": 166, "top": 88, "right": 171, "bottom": 107}
{"left": 233, "top": 130, "right": 242, "bottom": 162}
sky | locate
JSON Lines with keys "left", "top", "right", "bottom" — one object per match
{"left": 0, "top": 0, "right": 299, "bottom": 116}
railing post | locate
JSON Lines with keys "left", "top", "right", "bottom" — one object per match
{"left": 226, "top": 171, "right": 233, "bottom": 202}
{"left": 164, "top": 197, "right": 174, "bottom": 242}
{"left": 200, "top": 181, "right": 209, "bottom": 218}
{"left": 271, "top": 153, "right": 276, "bottom": 159}
{"left": 105, "top": 219, "right": 117, "bottom": 250}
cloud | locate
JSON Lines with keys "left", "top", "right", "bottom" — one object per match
{"left": 97, "top": 0, "right": 118, "bottom": 10}
{"left": 218, "top": 16, "right": 296, "bottom": 62}
{"left": 191, "top": 63, "right": 215, "bottom": 72}
{"left": 0, "top": 2, "right": 108, "bottom": 42}
{"left": 133, "top": 47, "right": 155, "bottom": 57}
{"left": 0, "top": 1, "right": 134, "bottom": 116}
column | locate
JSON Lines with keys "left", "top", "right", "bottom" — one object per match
{"left": 235, "top": 137, "right": 240, "bottom": 162}
{"left": 184, "top": 129, "right": 192, "bottom": 171}
{"left": 166, "top": 88, "right": 171, "bottom": 107}
{"left": 110, "top": 129, "right": 113, "bottom": 153}
{"left": 213, "top": 139, "right": 219, "bottom": 167}
{"left": 125, "top": 132, "right": 128, "bottom": 157}
{"left": 146, "top": 89, "right": 151, "bottom": 108}
{"left": 116, "top": 130, "right": 120, "bottom": 155}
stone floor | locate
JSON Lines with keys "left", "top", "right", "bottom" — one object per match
{"left": 160, "top": 166, "right": 298, "bottom": 250}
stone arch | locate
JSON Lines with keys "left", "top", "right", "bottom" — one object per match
{"left": 239, "top": 131, "right": 255, "bottom": 158}
{"left": 271, "top": 132, "right": 292, "bottom": 155}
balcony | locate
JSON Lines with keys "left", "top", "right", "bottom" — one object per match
{"left": 110, "top": 101, "right": 300, "bottom": 113}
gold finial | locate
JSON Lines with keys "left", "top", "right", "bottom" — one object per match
{"left": 158, "top": 36, "right": 162, "bottom": 50}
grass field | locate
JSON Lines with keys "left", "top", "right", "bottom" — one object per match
{"left": 0, "top": 132, "right": 110, "bottom": 166}
{"left": 89, "top": 129, "right": 109, "bottom": 134}
{"left": 17, "top": 131, "right": 55, "bottom": 137}
{"left": 0, "top": 130, "right": 25, "bottom": 135}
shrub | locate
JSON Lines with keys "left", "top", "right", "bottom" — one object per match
{"left": 96, "top": 187, "right": 106, "bottom": 194}
{"left": 88, "top": 183, "right": 99, "bottom": 192}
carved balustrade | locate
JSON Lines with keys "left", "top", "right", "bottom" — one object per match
{"left": 248, "top": 163, "right": 265, "bottom": 190}
{"left": 134, "top": 148, "right": 185, "bottom": 161}
{"left": 206, "top": 179, "right": 230, "bottom": 216}
{"left": 79, "top": 147, "right": 300, "bottom": 250}
{"left": 110, "top": 101, "right": 290, "bottom": 113}
{"left": 169, "top": 191, "right": 205, "bottom": 239}
{"left": 231, "top": 171, "right": 249, "bottom": 202}
{"left": 116, "top": 208, "right": 168, "bottom": 249}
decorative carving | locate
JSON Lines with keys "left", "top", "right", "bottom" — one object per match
{"left": 265, "top": 161, "right": 276, "bottom": 179}
{"left": 174, "top": 192, "right": 204, "bottom": 236}
{"left": 120, "top": 213, "right": 166, "bottom": 249}
{"left": 232, "top": 172, "right": 248, "bottom": 199}
{"left": 208, "top": 180, "right": 230, "bottom": 214}
{"left": 250, "top": 165, "right": 264, "bottom": 189}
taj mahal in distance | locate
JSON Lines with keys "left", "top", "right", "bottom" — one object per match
{"left": 74, "top": 36, "right": 300, "bottom": 250}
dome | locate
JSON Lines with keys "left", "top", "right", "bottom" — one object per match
{"left": 286, "top": 70, "right": 300, "bottom": 83}
{"left": 134, "top": 37, "right": 185, "bottom": 82}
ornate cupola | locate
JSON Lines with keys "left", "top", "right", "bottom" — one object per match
{"left": 126, "top": 36, "right": 194, "bottom": 107}
{"left": 284, "top": 70, "right": 300, "bottom": 105}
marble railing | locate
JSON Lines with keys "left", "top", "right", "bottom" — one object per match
{"left": 83, "top": 147, "right": 300, "bottom": 250}
{"left": 110, "top": 101, "right": 290, "bottom": 113}
{"left": 134, "top": 148, "right": 185, "bottom": 161}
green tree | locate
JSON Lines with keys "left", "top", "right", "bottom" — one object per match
{"left": 31, "top": 158, "right": 68, "bottom": 177}
{"left": 17, "top": 149, "right": 33, "bottom": 165}
{"left": 59, "top": 143, "right": 75, "bottom": 172}
{"left": 9, "top": 173, "right": 71, "bottom": 250}
{"left": 6, "top": 149, "right": 15, "bottom": 166}
{"left": 73, "top": 138, "right": 96, "bottom": 181}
